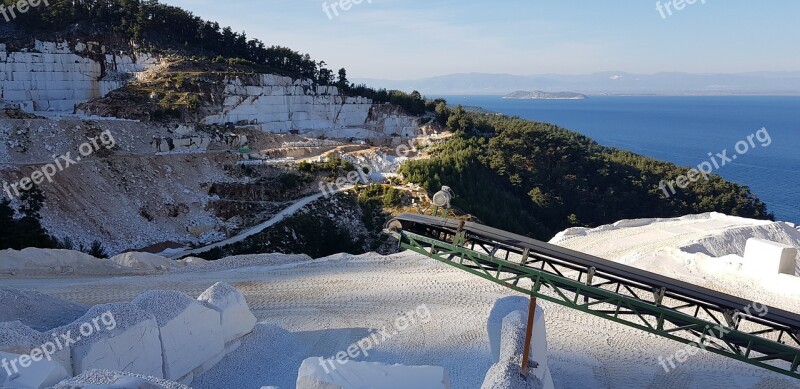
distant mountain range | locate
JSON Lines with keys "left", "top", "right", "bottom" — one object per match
{"left": 352, "top": 72, "right": 800, "bottom": 96}
{"left": 503, "top": 91, "right": 587, "bottom": 100}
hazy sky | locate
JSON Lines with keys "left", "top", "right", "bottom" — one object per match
{"left": 160, "top": 0, "right": 799, "bottom": 80}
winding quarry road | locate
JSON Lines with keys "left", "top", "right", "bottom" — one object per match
{"left": 169, "top": 186, "right": 353, "bottom": 259}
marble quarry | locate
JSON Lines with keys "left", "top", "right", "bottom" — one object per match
{"left": 204, "top": 75, "right": 421, "bottom": 137}
{"left": 0, "top": 41, "right": 159, "bottom": 113}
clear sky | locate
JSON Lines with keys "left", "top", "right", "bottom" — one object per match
{"left": 160, "top": 0, "right": 799, "bottom": 80}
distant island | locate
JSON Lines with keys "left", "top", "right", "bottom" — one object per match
{"left": 503, "top": 91, "right": 588, "bottom": 100}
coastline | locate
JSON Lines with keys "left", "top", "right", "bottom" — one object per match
{"left": 436, "top": 95, "right": 800, "bottom": 225}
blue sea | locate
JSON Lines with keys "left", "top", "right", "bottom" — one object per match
{"left": 439, "top": 96, "right": 800, "bottom": 224}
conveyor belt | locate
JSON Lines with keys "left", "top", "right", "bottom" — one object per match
{"left": 386, "top": 213, "right": 800, "bottom": 379}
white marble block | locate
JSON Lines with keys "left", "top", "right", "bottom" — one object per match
{"left": 197, "top": 282, "right": 257, "bottom": 344}
{"left": 743, "top": 238, "right": 798, "bottom": 276}
{"left": 65, "top": 303, "right": 164, "bottom": 379}
{"left": 133, "top": 291, "right": 225, "bottom": 381}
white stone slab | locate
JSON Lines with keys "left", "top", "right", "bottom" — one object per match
{"left": 482, "top": 309, "right": 553, "bottom": 389}
{"left": 64, "top": 303, "right": 164, "bottom": 378}
{"left": 487, "top": 297, "right": 547, "bottom": 365}
{"left": 197, "top": 282, "right": 257, "bottom": 344}
{"left": 133, "top": 291, "right": 225, "bottom": 381}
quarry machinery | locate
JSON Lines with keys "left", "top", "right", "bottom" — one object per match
{"left": 385, "top": 193, "right": 800, "bottom": 379}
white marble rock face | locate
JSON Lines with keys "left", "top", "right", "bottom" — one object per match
{"left": 205, "top": 75, "right": 377, "bottom": 134}
{"left": 0, "top": 40, "right": 159, "bottom": 113}
{"left": 1, "top": 40, "right": 420, "bottom": 137}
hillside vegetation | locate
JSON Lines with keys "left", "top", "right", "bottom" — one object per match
{"left": 3, "top": 0, "right": 427, "bottom": 113}
{"left": 400, "top": 107, "right": 773, "bottom": 240}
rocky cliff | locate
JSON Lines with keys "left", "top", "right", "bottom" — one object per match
{"left": 0, "top": 40, "right": 160, "bottom": 113}
{"left": 0, "top": 41, "right": 421, "bottom": 139}
{"left": 204, "top": 75, "right": 420, "bottom": 137}
{"left": 205, "top": 76, "right": 372, "bottom": 132}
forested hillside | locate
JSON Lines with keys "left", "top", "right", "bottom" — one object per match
{"left": 400, "top": 107, "right": 773, "bottom": 240}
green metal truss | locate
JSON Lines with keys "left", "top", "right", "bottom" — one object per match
{"left": 389, "top": 229, "right": 800, "bottom": 380}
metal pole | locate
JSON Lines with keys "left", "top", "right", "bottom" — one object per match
{"left": 520, "top": 296, "right": 537, "bottom": 376}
